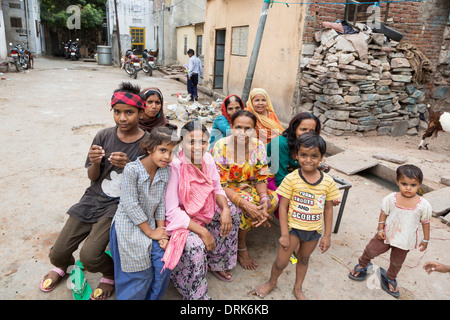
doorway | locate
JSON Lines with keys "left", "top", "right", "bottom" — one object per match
{"left": 213, "top": 29, "right": 225, "bottom": 90}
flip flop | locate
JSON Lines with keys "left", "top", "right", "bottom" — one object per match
{"left": 90, "top": 277, "right": 115, "bottom": 300}
{"left": 348, "top": 263, "right": 372, "bottom": 281}
{"left": 379, "top": 268, "right": 400, "bottom": 298}
{"left": 69, "top": 265, "right": 92, "bottom": 300}
{"left": 210, "top": 270, "right": 234, "bottom": 282}
{"left": 39, "top": 267, "right": 66, "bottom": 292}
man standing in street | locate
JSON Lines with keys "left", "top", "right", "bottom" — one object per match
{"left": 187, "top": 49, "right": 203, "bottom": 101}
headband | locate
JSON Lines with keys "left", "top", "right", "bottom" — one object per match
{"left": 110, "top": 91, "right": 146, "bottom": 110}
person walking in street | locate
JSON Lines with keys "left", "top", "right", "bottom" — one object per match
{"left": 187, "top": 49, "right": 203, "bottom": 102}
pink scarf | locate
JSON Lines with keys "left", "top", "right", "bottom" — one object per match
{"left": 161, "top": 150, "right": 216, "bottom": 272}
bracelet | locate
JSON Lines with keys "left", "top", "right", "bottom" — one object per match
{"left": 232, "top": 194, "right": 242, "bottom": 208}
{"left": 377, "top": 230, "right": 384, "bottom": 233}
{"left": 378, "top": 221, "right": 385, "bottom": 224}
{"left": 423, "top": 239, "right": 430, "bottom": 243}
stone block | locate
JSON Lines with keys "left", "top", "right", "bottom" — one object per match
{"left": 344, "top": 95, "right": 362, "bottom": 104}
{"left": 372, "top": 151, "right": 407, "bottom": 164}
{"left": 391, "top": 74, "right": 412, "bottom": 83}
{"left": 390, "top": 120, "right": 409, "bottom": 136}
{"left": 324, "top": 110, "right": 350, "bottom": 120}
{"left": 326, "top": 151, "right": 379, "bottom": 175}
{"left": 423, "top": 187, "right": 450, "bottom": 216}
{"left": 390, "top": 57, "right": 411, "bottom": 69}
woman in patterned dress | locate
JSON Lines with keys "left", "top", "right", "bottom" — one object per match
{"left": 163, "top": 121, "right": 241, "bottom": 300}
{"left": 212, "top": 110, "right": 279, "bottom": 270}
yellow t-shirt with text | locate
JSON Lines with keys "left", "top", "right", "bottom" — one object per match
{"left": 276, "top": 169, "right": 340, "bottom": 234}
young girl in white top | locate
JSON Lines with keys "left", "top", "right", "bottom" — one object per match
{"left": 348, "top": 164, "right": 432, "bottom": 298}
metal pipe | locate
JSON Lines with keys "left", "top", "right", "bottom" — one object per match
{"left": 241, "top": 0, "right": 270, "bottom": 103}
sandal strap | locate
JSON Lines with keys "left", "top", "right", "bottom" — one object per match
{"left": 100, "top": 277, "right": 115, "bottom": 285}
{"left": 51, "top": 267, "right": 66, "bottom": 278}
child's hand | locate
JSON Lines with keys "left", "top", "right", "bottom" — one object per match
{"left": 88, "top": 145, "right": 105, "bottom": 164}
{"left": 419, "top": 240, "right": 428, "bottom": 252}
{"left": 158, "top": 239, "right": 168, "bottom": 250}
{"left": 149, "top": 227, "right": 168, "bottom": 241}
{"left": 376, "top": 230, "right": 386, "bottom": 240}
{"left": 108, "top": 152, "right": 129, "bottom": 168}
{"left": 279, "top": 234, "right": 290, "bottom": 251}
{"left": 319, "top": 235, "right": 331, "bottom": 253}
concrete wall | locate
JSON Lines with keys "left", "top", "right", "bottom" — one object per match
{"left": 176, "top": 23, "right": 204, "bottom": 65}
{"left": 0, "top": 1, "right": 8, "bottom": 60}
{"left": 203, "top": 0, "right": 306, "bottom": 123}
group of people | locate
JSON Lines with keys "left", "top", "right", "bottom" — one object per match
{"left": 39, "top": 81, "right": 443, "bottom": 300}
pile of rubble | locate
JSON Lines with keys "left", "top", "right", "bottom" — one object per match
{"left": 300, "top": 25, "right": 427, "bottom": 136}
{"left": 166, "top": 96, "right": 223, "bottom": 124}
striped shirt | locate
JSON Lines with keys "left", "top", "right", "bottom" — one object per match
{"left": 276, "top": 169, "right": 340, "bottom": 234}
{"left": 112, "top": 156, "right": 170, "bottom": 272}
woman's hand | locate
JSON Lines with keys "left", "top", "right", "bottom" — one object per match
{"left": 219, "top": 207, "right": 232, "bottom": 237}
{"left": 199, "top": 228, "right": 216, "bottom": 251}
{"left": 241, "top": 201, "right": 272, "bottom": 228}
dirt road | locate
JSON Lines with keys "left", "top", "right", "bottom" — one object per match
{"left": 0, "top": 57, "right": 449, "bottom": 301}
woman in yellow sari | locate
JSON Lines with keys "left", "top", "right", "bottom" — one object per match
{"left": 245, "top": 88, "right": 284, "bottom": 145}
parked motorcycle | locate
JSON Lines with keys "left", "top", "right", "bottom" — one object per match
{"left": 141, "top": 49, "right": 156, "bottom": 76}
{"left": 8, "top": 43, "right": 29, "bottom": 71}
{"left": 123, "top": 49, "right": 141, "bottom": 79}
{"left": 63, "top": 40, "right": 72, "bottom": 59}
{"left": 69, "top": 38, "right": 80, "bottom": 61}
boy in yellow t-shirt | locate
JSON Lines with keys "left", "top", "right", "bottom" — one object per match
{"left": 255, "top": 132, "right": 340, "bottom": 300}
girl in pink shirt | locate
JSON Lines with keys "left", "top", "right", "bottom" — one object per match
{"left": 162, "top": 121, "right": 241, "bottom": 300}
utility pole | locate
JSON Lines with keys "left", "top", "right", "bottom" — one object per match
{"left": 242, "top": 0, "right": 270, "bottom": 103}
{"left": 114, "top": 0, "right": 121, "bottom": 63}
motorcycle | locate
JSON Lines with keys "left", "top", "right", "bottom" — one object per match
{"left": 141, "top": 49, "right": 156, "bottom": 76}
{"left": 8, "top": 43, "right": 29, "bottom": 71}
{"left": 123, "top": 49, "right": 141, "bottom": 79}
{"left": 63, "top": 40, "right": 72, "bottom": 59}
{"left": 69, "top": 39, "right": 80, "bottom": 61}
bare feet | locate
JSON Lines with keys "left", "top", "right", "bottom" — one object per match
{"left": 293, "top": 287, "right": 308, "bottom": 300}
{"left": 237, "top": 248, "right": 258, "bottom": 270}
{"left": 254, "top": 281, "right": 276, "bottom": 299}
{"left": 91, "top": 277, "right": 115, "bottom": 300}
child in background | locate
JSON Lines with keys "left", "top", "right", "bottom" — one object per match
{"left": 109, "top": 124, "right": 180, "bottom": 300}
{"left": 40, "top": 82, "right": 149, "bottom": 300}
{"left": 348, "top": 164, "right": 431, "bottom": 298}
{"left": 255, "top": 132, "right": 340, "bottom": 300}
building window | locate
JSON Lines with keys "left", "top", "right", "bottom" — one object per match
{"left": 231, "top": 26, "right": 248, "bottom": 56}
{"left": 9, "top": 3, "right": 21, "bottom": 9}
{"left": 197, "top": 35, "right": 203, "bottom": 57}
{"left": 10, "top": 17, "right": 22, "bottom": 28}
{"left": 130, "top": 27, "right": 145, "bottom": 56}
{"left": 184, "top": 36, "right": 187, "bottom": 55}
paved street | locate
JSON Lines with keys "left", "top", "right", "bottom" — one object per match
{"left": 0, "top": 56, "right": 449, "bottom": 301}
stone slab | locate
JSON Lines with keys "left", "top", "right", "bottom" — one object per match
{"left": 326, "top": 151, "right": 379, "bottom": 175}
{"left": 423, "top": 187, "right": 450, "bottom": 216}
{"left": 372, "top": 151, "right": 407, "bottom": 164}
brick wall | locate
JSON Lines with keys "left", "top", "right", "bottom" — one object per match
{"left": 302, "top": 0, "right": 450, "bottom": 67}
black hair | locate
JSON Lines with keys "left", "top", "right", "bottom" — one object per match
{"left": 283, "top": 112, "right": 321, "bottom": 158}
{"left": 187, "top": 49, "right": 195, "bottom": 55}
{"left": 114, "top": 81, "right": 142, "bottom": 97}
{"left": 180, "top": 120, "right": 210, "bottom": 139}
{"left": 142, "top": 89, "right": 163, "bottom": 103}
{"left": 293, "top": 132, "right": 327, "bottom": 156}
{"left": 230, "top": 110, "right": 257, "bottom": 128}
{"left": 396, "top": 164, "right": 423, "bottom": 184}
{"left": 141, "top": 123, "right": 180, "bottom": 153}
{"left": 224, "top": 95, "right": 244, "bottom": 110}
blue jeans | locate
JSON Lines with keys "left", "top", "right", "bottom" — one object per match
{"left": 187, "top": 73, "right": 198, "bottom": 99}
{"left": 110, "top": 222, "right": 171, "bottom": 300}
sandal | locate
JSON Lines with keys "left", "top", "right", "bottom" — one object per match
{"left": 348, "top": 263, "right": 372, "bottom": 281}
{"left": 380, "top": 268, "right": 400, "bottom": 298}
{"left": 39, "top": 267, "right": 66, "bottom": 292}
{"left": 210, "top": 270, "right": 234, "bottom": 282}
{"left": 90, "top": 277, "right": 115, "bottom": 300}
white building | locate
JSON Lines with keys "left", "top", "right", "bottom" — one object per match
{"left": 1, "top": 0, "right": 44, "bottom": 55}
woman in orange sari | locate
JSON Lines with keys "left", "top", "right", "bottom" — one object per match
{"left": 245, "top": 88, "right": 284, "bottom": 145}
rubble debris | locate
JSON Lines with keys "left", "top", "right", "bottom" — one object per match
{"left": 300, "top": 25, "right": 429, "bottom": 137}
{"left": 166, "top": 97, "right": 223, "bottom": 124}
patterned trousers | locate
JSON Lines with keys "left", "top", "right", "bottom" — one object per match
{"left": 170, "top": 202, "right": 241, "bottom": 300}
